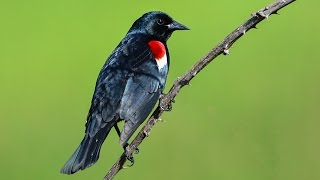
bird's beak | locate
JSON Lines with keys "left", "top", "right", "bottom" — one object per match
{"left": 167, "top": 20, "right": 190, "bottom": 31}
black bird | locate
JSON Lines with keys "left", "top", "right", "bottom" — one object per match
{"left": 61, "top": 11, "right": 189, "bottom": 174}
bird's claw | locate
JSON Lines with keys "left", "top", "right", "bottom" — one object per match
{"left": 124, "top": 151, "right": 135, "bottom": 167}
{"left": 123, "top": 143, "right": 139, "bottom": 154}
{"left": 134, "top": 147, "right": 139, "bottom": 154}
{"left": 122, "top": 143, "right": 139, "bottom": 168}
{"left": 126, "top": 155, "right": 135, "bottom": 167}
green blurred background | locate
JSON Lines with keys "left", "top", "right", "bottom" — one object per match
{"left": 1, "top": 0, "right": 319, "bottom": 179}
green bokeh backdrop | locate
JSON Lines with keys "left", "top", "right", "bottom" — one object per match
{"left": 1, "top": 0, "right": 319, "bottom": 180}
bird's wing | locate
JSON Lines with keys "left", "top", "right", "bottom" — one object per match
{"left": 85, "top": 68, "right": 127, "bottom": 137}
{"left": 118, "top": 72, "right": 163, "bottom": 146}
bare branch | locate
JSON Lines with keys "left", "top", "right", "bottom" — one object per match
{"left": 104, "top": 0, "right": 295, "bottom": 179}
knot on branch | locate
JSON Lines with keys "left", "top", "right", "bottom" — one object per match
{"left": 179, "top": 78, "right": 190, "bottom": 86}
{"left": 159, "top": 94, "right": 173, "bottom": 112}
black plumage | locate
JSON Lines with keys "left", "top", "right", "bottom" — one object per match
{"left": 61, "top": 11, "right": 188, "bottom": 174}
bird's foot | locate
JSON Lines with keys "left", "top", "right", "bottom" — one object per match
{"left": 159, "top": 93, "right": 174, "bottom": 111}
{"left": 125, "top": 154, "right": 135, "bottom": 167}
{"left": 123, "top": 143, "right": 139, "bottom": 154}
{"left": 122, "top": 143, "right": 139, "bottom": 168}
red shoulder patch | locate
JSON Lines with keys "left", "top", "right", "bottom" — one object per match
{"left": 148, "top": 40, "right": 166, "bottom": 59}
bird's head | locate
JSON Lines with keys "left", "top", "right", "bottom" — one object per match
{"left": 129, "top": 11, "right": 189, "bottom": 42}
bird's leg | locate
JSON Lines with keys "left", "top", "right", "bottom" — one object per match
{"left": 114, "top": 123, "right": 121, "bottom": 137}
{"left": 159, "top": 92, "right": 174, "bottom": 111}
{"left": 123, "top": 143, "right": 135, "bottom": 167}
{"left": 114, "top": 123, "right": 139, "bottom": 154}
{"left": 113, "top": 124, "right": 139, "bottom": 167}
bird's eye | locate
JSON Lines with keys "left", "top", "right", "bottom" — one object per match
{"left": 157, "top": 18, "right": 165, "bottom": 25}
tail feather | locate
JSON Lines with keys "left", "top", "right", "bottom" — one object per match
{"left": 60, "top": 123, "right": 114, "bottom": 174}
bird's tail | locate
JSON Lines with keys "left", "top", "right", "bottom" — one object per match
{"left": 60, "top": 124, "right": 114, "bottom": 174}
